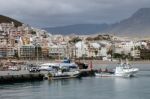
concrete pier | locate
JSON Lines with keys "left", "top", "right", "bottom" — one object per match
{"left": 0, "top": 71, "right": 44, "bottom": 84}
{"left": 0, "top": 69, "right": 97, "bottom": 83}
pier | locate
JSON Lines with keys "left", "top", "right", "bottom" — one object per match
{"left": 0, "top": 69, "right": 97, "bottom": 84}
{"left": 0, "top": 71, "right": 44, "bottom": 84}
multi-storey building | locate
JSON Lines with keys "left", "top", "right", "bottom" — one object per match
{"left": 41, "top": 46, "right": 49, "bottom": 59}
{"left": 19, "top": 45, "right": 35, "bottom": 59}
{"left": 49, "top": 44, "right": 67, "bottom": 59}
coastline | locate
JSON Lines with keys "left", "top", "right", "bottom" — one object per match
{"left": 1, "top": 59, "right": 150, "bottom": 64}
{"left": 79, "top": 60, "right": 150, "bottom": 64}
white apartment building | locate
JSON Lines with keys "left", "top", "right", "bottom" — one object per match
{"left": 49, "top": 44, "right": 67, "bottom": 59}
{"left": 114, "top": 41, "right": 134, "bottom": 55}
{"left": 75, "top": 41, "right": 88, "bottom": 58}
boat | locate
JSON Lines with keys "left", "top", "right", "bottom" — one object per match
{"left": 39, "top": 59, "right": 77, "bottom": 71}
{"left": 95, "top": 60, "right": 139, "bottom": 77}
{"left": 95, "top": 68, "right": 115, "bottom": 77}
{"left": 114, "top": 62, "right": 139, "bottom": 77}
{"left": 48, "top": 69, "right": 80, "bottom": 80}
{"left": 40, "top": 59, "right": 80, "bottom": 80}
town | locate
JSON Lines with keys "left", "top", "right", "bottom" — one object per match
{"left": 0, "top": 22, "right": 150, "bottom": 62}
{"left": 1, "top": 1, "right": 150, "bottom": 99}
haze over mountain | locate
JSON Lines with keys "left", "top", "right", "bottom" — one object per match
{"left": 105, "top": 8, "right": 150, "bottom": 36}
{"left": 44, "top": 8, "right": 150, "bottom": 36}
{"left": 44, "top": 24, "right": 108, "bottom": 35}
{"left": 0, "top": 15, "right": 22, "bottom": 27}
{"left": 1, "top": 8, "right": 150, "bottom": 36}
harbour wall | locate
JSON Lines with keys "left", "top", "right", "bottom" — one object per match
{"left": 0, "top": 73, "right": 44, "bottom": 84}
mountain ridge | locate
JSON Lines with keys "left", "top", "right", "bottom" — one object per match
{"left": 44, "top": 23, "right": 108, "bottom": 35}
{"left": 44, "top": 8, "right": 150, "bottom": 36}
{"left": 104, "top": 8, "right": 150, "bottom": 36}
{"left": 0, "top": 15, "right": 22, "bottom": 27}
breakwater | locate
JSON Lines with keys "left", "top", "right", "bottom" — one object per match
{"left": 0, "top": 69, "right": 97, "bottom": 84}
{"left": 0, "top": 73, "right": 44, "bottom": 84}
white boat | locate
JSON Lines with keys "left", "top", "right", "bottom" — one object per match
{"left": 114, "top": 63, "right": 139, "bottom": 77}
{"left": 39, "top": 59, "right": 78, "bottom": 71}
{"left": 40, "top": 59, "right": 80, "bottom": 79}
{"left": 48, "top": 69, "right": 80, "bottom": 80}
{"left": 95, "top": 60, "right": 139, "bottom": 77}
{"left": 39, "top": 63, "right": 59, "bottom": 71}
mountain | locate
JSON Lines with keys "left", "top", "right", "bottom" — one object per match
{"left": 43, "top": 24, "right": 108, "bottom": 35}
{"left": 44, "top": 8, "right": 150, "bottom": 36}
{"left": 0, "top": 15, "right": 22, "bottom": 27}
{"left": 105, "top": 8, "right": 150, "bottom": 36}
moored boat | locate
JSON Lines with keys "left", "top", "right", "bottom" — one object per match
{"left": 95, "top": 61, "right": 139, "bottom": 77}
{"left": 40, "top": 59, "right": 81, "bottom": 80}
{"left": 48, "top": 70, "right": 80, "bottom": 80}
{"left": 114, "top": 63, "right": 139, "bottom": 77}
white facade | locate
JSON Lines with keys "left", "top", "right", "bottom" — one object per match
{"left": 75, "top": 41, "right": 88, "bottom": 58}
{"left": 99, "top": 47, "right": 107, "bottom": 57}
{"left": 114, "top": 41, "right": 134, "bottom": 54}
{"left": 49, "top": 44, "right": 67, "bottom": 58}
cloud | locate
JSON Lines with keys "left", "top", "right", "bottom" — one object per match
{"left": 0, "top": 0, "right": 150, "bottom": 27}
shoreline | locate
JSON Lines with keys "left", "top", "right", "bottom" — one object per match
{"left": 1, "top": 59, "right": 150, "bottom": 65}
{"left": 79, "top": 60, "right": 150, "bottom": 64}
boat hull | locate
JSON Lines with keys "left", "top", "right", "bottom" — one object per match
{"left": 48, "top": 71, "right": 81, "bottom": 80}
{"left": 95, "top": 68, "right": 139, "bottom": 77}
{"left": 115, "top": 68, "right": 139, "bottom": 77}
{"left": 95, "top": 73, "right": 114, "bottom": 77}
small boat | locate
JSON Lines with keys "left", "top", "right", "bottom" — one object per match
{"left": 95, "top": 69, "right": 115, "bottom": 77}
{"left": 95, "top": 60, "right": 139, "bottom": 77}
{"left": 48, "top": 70, "right": 80, "bottom": 80}
{"left": 114, "top": 63, "right": 139, "bottom": 77}
{"left": 42, "top": 59, "right": 81, "bottom": 80}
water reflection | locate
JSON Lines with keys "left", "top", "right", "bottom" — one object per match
{"left": 48, "top": 78, "right": 83, "bottom": 87}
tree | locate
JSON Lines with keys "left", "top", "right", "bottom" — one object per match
{"left": 69, "top": 37, "right": 82, "bottom": 44}
{"left": 94, "top": 50, "right": 98, "bottom": 56}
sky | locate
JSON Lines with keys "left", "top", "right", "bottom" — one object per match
{"left": 0, "top": 0, "right": 150, "bottom": 28}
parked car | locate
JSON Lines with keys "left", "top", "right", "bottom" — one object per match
{"left": 29, "top": 67, "right": 40, "bottom": 72}
{"left": 8, "top": 66, "right": 20, "bottom": 71}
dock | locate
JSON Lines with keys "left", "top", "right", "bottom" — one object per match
{"left": 0, "top": 69, "right": 97, "bottom": 84}
{"left": 0, "top": 70, "right": 44, "bottom": 84}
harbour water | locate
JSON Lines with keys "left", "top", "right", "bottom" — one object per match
{"left": 0, "top": 64, "right": 150, "bottom": 99}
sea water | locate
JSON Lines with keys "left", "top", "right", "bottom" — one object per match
{"left": 0, "top": 64, "right": 150, "bottom": 99}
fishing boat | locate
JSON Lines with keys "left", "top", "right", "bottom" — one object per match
{"left": 48, "top": 69, "right": 80, "bottom": 80}
{"left": 95, "top": 60, "right": 139, "bottom": 77}
{"left": 114, "top": 62, "right": 139, "bottom": 77}
{"left": 40, "top": 59, "right": 80, "bottom": 80}
{"left": 47, "top": 63, "right": 80, "bottom": 80}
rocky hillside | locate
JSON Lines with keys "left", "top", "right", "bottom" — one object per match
{"left": 0, "top": 15, "right": 22, "bottom": 27}
{"left": 105, "top": 8, "right": 150, "bottom": 36}
{"left": 44, "top": 24, "right": 108, "bottom": 35}
{"left": 44, "top": 8, "right": 150, "bottom": 36}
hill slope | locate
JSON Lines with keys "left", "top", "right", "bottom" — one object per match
{"left": 105, "top": 8, "right": 150, "bottom": 36}
{"left": 0, "top": 15, "right": 22, "bottom": 27}
{"left": 44, "top": 8, "right": 150, "bottom": 36}
{"left": 44, "top": 24, "right": 108, "bottom": 35}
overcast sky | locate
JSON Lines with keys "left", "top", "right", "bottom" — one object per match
{"left": 0, "top": 0, "right": 150, "bottom": 28}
